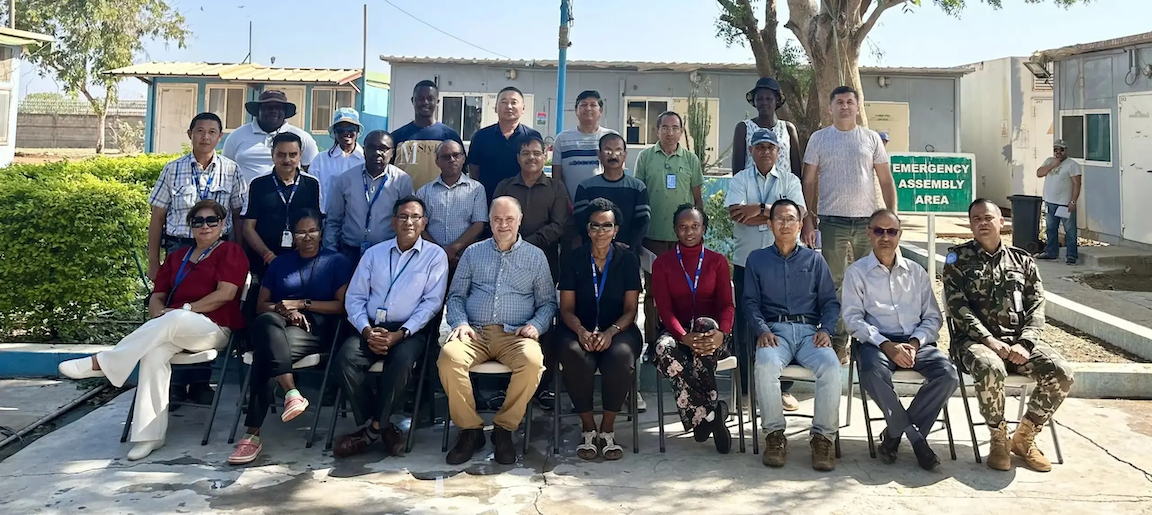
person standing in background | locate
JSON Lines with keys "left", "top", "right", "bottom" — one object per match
{"left": 309, "top": 108, "right": 364, "bottom": 211}
{"left": 730, "top": 77, "right": 801, "bottom": 181}
{"left": 552, "top": 90, "right": 618, "bottom": 202}
{"left": 393, "top": 80, "right": 464, "bottom": 192}
{"left": 466, "top": 87, "right": 543, "bottom": 203}
{"left": 324, "top": 131, "right": 414, "bottom": 266}
{"left": 223, "top": 90, "right": 319, "bottom": 186}
{"left": 1034, "top": 139, "right": 1082, "bottom": 265}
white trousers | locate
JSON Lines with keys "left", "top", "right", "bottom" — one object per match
{"left": 97, "top": 309, "right": 229, "bottom": 442}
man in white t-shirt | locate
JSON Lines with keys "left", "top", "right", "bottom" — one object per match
{"left": 801, "top": 85, "right": 897, "bottom": 359}
{"left": 223, "top": 90, "right": 320, "bottom": 186}
{"left": 1035, "top": 139, "right": 1083, "bottom": 265}
{"left": 551, "top": 90, "right": 618, "bottom": 202}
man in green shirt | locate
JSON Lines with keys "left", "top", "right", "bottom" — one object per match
{"left": 634, "top": 110, "right": 704, "bottom": 342}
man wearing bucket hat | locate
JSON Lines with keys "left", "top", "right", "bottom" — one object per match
{"left": 224, "top": 90, "right": 320, "bottom": 186}
{"left": 731, "top": 78, "right": 802, "bottom": 181}
{"left": 310, "top": 108, "right": 366, "bottom": 210}
{"left": 727, "top": 128, "right": 806, "bottom": 411}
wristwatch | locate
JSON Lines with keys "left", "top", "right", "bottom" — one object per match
{"left": 759, "top": 202, "right": 766, "bottom": 215}
{"left": 400, "top": 327, "right": 411, "bottom": 339}
{"left": 303, "top": 299, "right": 312, "bottom": 311}
{"left": 182, "top": 303, "right": 193, "bottom": 311}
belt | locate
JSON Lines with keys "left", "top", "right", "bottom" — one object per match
{"left": 771, "top": 314, "right": 818, "bottom": 325}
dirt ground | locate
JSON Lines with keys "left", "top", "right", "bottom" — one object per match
{"left": 13, "top": 148, "right": 127, "bottom": 164}
{"left": 1078, "top": 269, "right": 1152, "bottom": 293}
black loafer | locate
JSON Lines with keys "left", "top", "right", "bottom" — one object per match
{"left": 446, "top": 429, "right": 485, "bottom": 465}
{"left": 712, "top": 401, "right": 732, "bottom": 454}
{"left": 877, "top": 427, "right": 899, "bottom": 464}
{"left": 912, "top": 439, "right": 940, "bottom": 471}
{"left": 491, "top": 427, "right": 517, "bottom": 465}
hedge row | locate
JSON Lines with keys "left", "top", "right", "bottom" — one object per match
{"left": 0, "top": 155, "right": 176, "bottom": 339}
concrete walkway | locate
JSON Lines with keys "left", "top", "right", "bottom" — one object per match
{"left": 1, "top": 388, "right": 1150, "bottom": 514}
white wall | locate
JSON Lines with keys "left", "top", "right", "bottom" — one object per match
{"left": 0, "top": 46, "right": 21, "bottom": 167}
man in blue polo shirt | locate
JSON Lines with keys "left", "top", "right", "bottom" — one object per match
{"left": 466, "top": 86, "right": 543, "bottom": 203}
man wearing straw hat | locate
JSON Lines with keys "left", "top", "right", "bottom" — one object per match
{"left": 224, "top": 90, "right": 320, "bottom": 186}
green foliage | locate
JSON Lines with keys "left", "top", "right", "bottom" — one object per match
{"left": 0, "top": 155, "right": 172, "bottom": 340}
{"left": 703, "top": 187, "right": 735, "bottom": 263}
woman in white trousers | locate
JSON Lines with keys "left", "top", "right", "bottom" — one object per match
{"left": 60, "top": 199, "right": 250, "bottom": 460}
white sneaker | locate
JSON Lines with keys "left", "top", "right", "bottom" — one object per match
{"left": 58, "top": 357, "right": 104, "bottom": 380}
{"left": 635, "top": 392, "right": 647, "bottom": 413}
{"left": 127, "top": 439, "right": 165, "bottom": 461}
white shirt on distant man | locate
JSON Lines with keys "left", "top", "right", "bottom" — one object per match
{"left": 223, "top": 122, "right": 319, "bottom": 185}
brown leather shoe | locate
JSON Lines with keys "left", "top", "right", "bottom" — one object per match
{"left": 381, "top": 424, "right": 405, "bottom": 456}
{"left": 333, "top": 427, "right": 375, "bottom": 458}
{"left": 446, "top": 429, "right": 485, "bottom": 465}
{"left": 810, "top": 433, "right": 836, "bottom": 471}
{"left": 491, "top": 427, "right": 517, "bottom": 465}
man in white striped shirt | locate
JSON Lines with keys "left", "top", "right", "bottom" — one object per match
{"left": 841, "top": 209, "right": 957, "bottom": 471}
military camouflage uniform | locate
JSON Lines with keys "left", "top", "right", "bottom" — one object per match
{"left": 942, "top": 240, "right": 1074, "bottom": 426}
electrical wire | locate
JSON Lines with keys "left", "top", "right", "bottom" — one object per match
{"left": 381, "top": 0, "right": 511, "bottom": 59}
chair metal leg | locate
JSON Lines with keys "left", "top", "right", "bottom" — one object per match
{"left": 441, "top": 415, "right": 451, "bottom": 453}
{"left": 846, "top": 346, "right": 856, "bottom": 427}
{"left": 944, "top": 402, "right": 957, "bottom": 460}
{"left": 309, "top": 351, "right": 340, "bottom": 450}
{"left": 120, "top": 389, "right": 138, "bottom": 443}
{"left": 860, "top": 378, "right": 877, "bottom": 459}
{"left": 325, "top": 389, "right": 343, "bottom": 451}
{"left": 834, "top": 430, "right": 841, "bottom": 458}
{"left": 656, "top": 365, "right": 666, "bottom": 453}
{"left": 632, "top": 366, "right": 639, "bottom": 453}
{"left": 958, "top": 374, "right": 982, "bottom": 463}
{"left": 748, "top": 342, "right": 759, "bottom": 455}
{"left": 552, "top": 365, "right": 561, "bottom": 456}
{"left": 228, "top": 363, "right": 254, "bottom": 444}
{"left": 1017, "top": 386, "right": 1027, "bottom": 422}
{"left": 734, "top": 365, "right": 745, "bottom": 453}
{"left": 1049, "top": 418, "right": 1064, "bottom": 464}
{"left": 201, "top": 338, "right": 235, "bottom": 446}
{"left": 523, "top": 398, "right": 533, "bottom": 456}
{"left": 406, "top": 342, "right": 432, "bottom": 454}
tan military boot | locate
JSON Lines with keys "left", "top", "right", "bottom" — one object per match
{"left": 1010, "top": 417, "right": 1052, "bottom": 472}
{"left": 987, "top": 421, "right": 1011, "bottom": 471}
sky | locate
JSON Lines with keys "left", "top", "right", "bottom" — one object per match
{"left": 18, "top": 0, "right": 1145, "bottom": 100}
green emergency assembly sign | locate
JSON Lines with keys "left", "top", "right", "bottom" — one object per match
{"left": 890, "top": 153, "right": 975, "bottom": 215}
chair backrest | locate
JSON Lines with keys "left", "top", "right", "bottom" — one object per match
{"left": 239, "top": 273, "right": 254, "bottom": 303}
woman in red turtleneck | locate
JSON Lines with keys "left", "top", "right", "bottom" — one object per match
{"left": 651, "top": 205, "right": 736, "bottom": 454}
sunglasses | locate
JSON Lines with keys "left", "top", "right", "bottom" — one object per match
{"left": 870, "top": 227, "right": 899, "bottom": 237}
{"left": 588, "top": 222, "right": 617, "bottom": 232}
{"left": 333, "top": 126, "right": 359, "bottom": 135}
{"left": 190, "top": 216, "right": 221, "bottom": 228}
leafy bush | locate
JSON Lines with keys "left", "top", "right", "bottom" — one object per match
{"left": 703, "top": 188, "right": 735, "bottom": 263}
{"left": 0, "top": 155, "right": 171, "bottom": 339}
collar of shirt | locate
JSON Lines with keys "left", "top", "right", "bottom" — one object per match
{"left": 489, "top": 235, "right": 524, "bottom": 253}
{"left": 435, "top": 174, "right": 475, "bottom": 189}
{"left": 769, "top": 243, "right": 806, "bottom": 261}
{"left": 498, "top": 123, "right": 530, "bottom": 140}
{"left": 382, "top": 235, "right": 425, "bottom": 256}
{"left": 184, "top": 152, "right": 221, "bottom": 173}
{"left": 361, "top": 164, "right": 393, "bottom": 184}
{"left": 509, "top": 172, "right": 552, "bottom": 188}
{"left": 655, "top": 144, "right": 686, "bottom": 158}
{"left": 863, "top": 251, "right": 910, "bottom": 273}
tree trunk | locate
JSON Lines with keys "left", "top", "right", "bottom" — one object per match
{"left": 96, "top": 95, "right": 110, "bottom": 154}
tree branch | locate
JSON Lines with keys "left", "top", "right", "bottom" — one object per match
{"left": 854, "top": 0, "right": 905, "bottom": 44}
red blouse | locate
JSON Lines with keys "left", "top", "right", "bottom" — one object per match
{"left": 651, "top": 244, "right": 735, "bottom": 341}
{"left": 153, "top": 241, "right": 249, "bottom": 329}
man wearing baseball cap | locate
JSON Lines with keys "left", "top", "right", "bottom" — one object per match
{"left": 1035, "top": 139, "right": 1082, "bottom": 264}
{"left": 310, "top": 108, "right": 365, "bottom": 209}
{"left": 726, "top": 128, "right": 807, "bottom": 410}
{"left": 223, "top": 90, "right": 320, "bottom": 186}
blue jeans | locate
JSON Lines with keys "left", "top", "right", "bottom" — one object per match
{"left": 1044, "top": 201, "right": 1078, "bottom": 263}
{"left": 754, "top": 322, "right": 842, "bottom": 436}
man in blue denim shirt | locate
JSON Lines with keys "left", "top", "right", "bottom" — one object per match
{"left": 744, "top": 198, "right": 842, "bottom": 472}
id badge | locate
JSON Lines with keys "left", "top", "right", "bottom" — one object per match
{"left": 758, "top": 224, "right": 769, "bottom": 232}
{"left": 1013, "top": 290, "right": 1023, "bottom": 313}
{"left": 280, "top": 230, "right": 293, "bottom": 247}
{"left": 375, "top": 308, "right": 388, "bottom": 325}
{"left": 665, "top": 173, "right": 677, "bottom": 189}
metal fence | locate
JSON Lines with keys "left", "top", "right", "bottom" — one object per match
{"left": 17, "top": 99, "right": 147, "bottom": 117}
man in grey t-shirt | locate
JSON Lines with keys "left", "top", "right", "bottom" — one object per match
{"left": 801, "top": 85, "right": 897, "bottom": 359}
{"left": 1035, "top": 139, "right": 1082, "bottom": 264}
{"left": 552, "top": 90, "right": 618, "bottom": 202}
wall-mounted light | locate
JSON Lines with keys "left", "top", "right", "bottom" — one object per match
{"left": 506, "top": 69, "right": 518, "bottom": 80}
{"left": 877, "top": 76, "right": 891, "bottom": 88}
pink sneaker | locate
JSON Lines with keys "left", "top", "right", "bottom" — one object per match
{"left": 228, "top": 436, "right": 262, "bottom": 465}
{"left": 281, "top": 392, "right": 309, "bottom": 423}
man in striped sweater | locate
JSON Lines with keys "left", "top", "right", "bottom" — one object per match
{"left": 571, "top": 133, "right": 651, "bottom": 253}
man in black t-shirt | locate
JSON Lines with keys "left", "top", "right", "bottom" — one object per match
{"left": 242, "top": 132, "right": 323, "bottom": 276}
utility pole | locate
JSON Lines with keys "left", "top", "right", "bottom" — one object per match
{"left": 555, "top": 0, "right": 571, "bottom": 136}
{"left": 9, "top": 0, "right": 15, "bottom": 28}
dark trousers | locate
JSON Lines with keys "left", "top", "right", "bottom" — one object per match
{"left": 857, "top": 341, "right": 959, "bottom": 444}
{"left": 243, "top": 311, "right": 337, "bottom": 428}
{"left": 733, "top": 265, "right": 792, "bottom": 395}
{"left": 556, "top": 325, "right": 642, "bottom": 413}
{"left": 338, "top": 243, "right": 363, "bottom": 269}
{"left": 336, "top": 325, "right": 426, "bottom": 426}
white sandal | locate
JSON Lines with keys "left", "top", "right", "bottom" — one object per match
{"left": 600, "top": 431, "right": 623, "bottom": 461}
{"left": 577, "top": 430, "right": 599, "bottom": 460}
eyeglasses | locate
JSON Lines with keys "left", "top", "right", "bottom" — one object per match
{"left": 588, "top": 222, "right": 617, "bottom": 232}
{"left": 293, "top": 228, "right": 321, "bottom": 239}
{"left": 437, "top": 152, "right": 464, "bottom": 161}
{"left": 190, "top": 216, "right": 221, "bottom": 228}
{"left": 658, "top": 126, "right": 683, "bottom": 133}
{"left": 396, "top": 214, "right": 425, "bottom": 223}
{"left": 1053, "top": 147, "right": 1066, "bottom": 152}
{"left": 518, "top": 150, "right": 545, "bottom": 158}
{"left": 772, "top": 216, "right": 800, "bottom": 224}
{"left": 333, "top": 126, "right": 358, "bottom": 135}
{"left": 870, "top": 227, "right": 899, "bottom": 237}
{"left": 600, "top": 149, "right": 625, "bottom": 156}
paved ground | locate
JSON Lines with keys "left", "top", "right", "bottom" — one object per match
{"left": 0, "top": 379, "right": 98, "bottom": 440}
{"left": 1, "top": 387, "right": 1150, "bottom": 514}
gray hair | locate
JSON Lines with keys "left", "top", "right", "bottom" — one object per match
{"left": 490, "top": 196, "right": 523, "bottom": 218}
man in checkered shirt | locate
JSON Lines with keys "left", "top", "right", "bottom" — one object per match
{"left": 147, "top": 112, "right": 247, "bottom": 281}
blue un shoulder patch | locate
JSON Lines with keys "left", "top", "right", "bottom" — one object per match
{"left": 945, "top": 252, "right": 958, "bottom": 265}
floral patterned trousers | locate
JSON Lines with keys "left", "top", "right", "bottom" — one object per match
{"left": 653, "top": 331, "right": 731, "bottom": 431}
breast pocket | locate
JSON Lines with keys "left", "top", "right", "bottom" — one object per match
{"left": 175, "top": 183, "right": 201, "bottom": 212}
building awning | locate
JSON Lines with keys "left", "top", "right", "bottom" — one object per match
{"left": 380, "top": 55, "right": 972, "bottom": 77}
{"left": 1038, "top": 31, "right": 1152, "bottom": 61}
{"left": 0, "top": 27, "right": 55, "bottom": 47}
{"left": 104, "top": 62, "right": 363, "bottom": 85}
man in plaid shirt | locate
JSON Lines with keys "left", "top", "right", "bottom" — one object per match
{"left": 147, "top": 112, "right": 247, "bottom": 281}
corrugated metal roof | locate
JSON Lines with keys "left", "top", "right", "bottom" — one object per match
{"left": 379, "top": 55, "right": 972, "bottom": 76}
{"left": 104, "top": 62, "right": 362, "bottom": 84}
{"left": 0, "top": 27, "right": 55, "bottom": 45}
{"left": 1039, "top": 31, "right": 1152, "bottom": 61}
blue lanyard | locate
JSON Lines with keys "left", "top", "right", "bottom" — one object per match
{"left": 758, "top": 172, "right": 777, "bottom": 205}
{"left": 169, "top": 240, "right": 221, "bottom": 303}
{"left": 590, "top": 246, "right": 613, "bottom": 331}
{"left": 383, "top": 246, "right": 416, "bottom": 303}
{"left": 192, "top": 163, "right": 215, "bottom": 200}
{"left": 362, "top": 170, "right": 388, "bottom": 238}
{"left": 274, "top": 173, "right": 299, "bottom": 228}
{"left": 676, "top": 244, "right": 705, "bottom": 298}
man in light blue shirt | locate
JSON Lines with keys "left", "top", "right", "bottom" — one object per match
{"left": 841, "top": 209, "right": 957, "bottom": 471}
{"left": 727, "top": 128, "right": 806, "bottom": 410}
{"left": 745, "top": 199, "right": 841, "bottom": 472}
{"left": 438, "top": 196, "right": 556, "bottom": 466}
{"left": 324, "top": 130, "right": 414, "bottom": 266}
{"left": 333, "top": 195, "right": 448, "bottom": 459}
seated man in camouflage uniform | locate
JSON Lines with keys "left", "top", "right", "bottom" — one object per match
{"left": 942, "top": 198, "right": 1075, "bottom": 472}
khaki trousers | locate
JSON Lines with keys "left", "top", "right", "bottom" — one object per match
{"left": 437, "top": 325, "right": 545, "bottom": 431}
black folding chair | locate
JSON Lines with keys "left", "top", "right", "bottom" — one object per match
{"left": 120, "top": 273, "right": 253, "bottom": 446}
{"left": 652, "top": 353, "right": 746, "bottom": 453}
{"left": 845, "top": 339, "right": 956, "bottom": 460}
